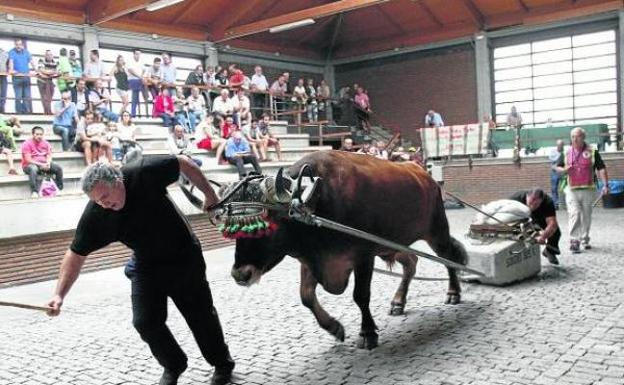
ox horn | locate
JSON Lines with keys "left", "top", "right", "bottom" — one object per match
{"left": 275, "top": 168, "right": 293, "bottom": 202}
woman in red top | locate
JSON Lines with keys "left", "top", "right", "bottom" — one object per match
{"left": 152, "top": 87, "right": 175, "bottom": 129}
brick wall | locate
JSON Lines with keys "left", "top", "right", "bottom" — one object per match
{"left": 443, "top": 153, "right": 624, "bottom": 205}
{"left": 334, "top": 44, "right": 478, "bottom": 144}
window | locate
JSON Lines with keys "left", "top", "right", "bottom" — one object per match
{"left": 493, "top": 29, "right": 617, "bottom": 130}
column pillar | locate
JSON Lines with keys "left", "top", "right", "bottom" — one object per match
{"left": 204, "top": 42, "right": 219, "bottom": 69}
{"left": 82, "top": 26, "right": 99, "bottom": 66}
{"left": 323, "top": 64, "right": 335, "bottom": 122}
{"left": 474, "top": 32, "right": 492, "bottom": 123}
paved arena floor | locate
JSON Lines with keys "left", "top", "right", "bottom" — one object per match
{"left": 1, "top": 208, "right": 623, "bottom": 385}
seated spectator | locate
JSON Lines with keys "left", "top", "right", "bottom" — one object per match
{"left": 0, "top": 126, "right": 17, "bottom": 174}
{"left": 143, "top": 57, "right": 162, "bottom": 100}
{"left": 376, "top": 141, "right": 389, "bottom": 160}
{"left": 115, "top": 111, "right": 140, "bottom": 161}
{"left": 232, "top": 88, "right": 251, "bottom": 128}
{"left": 168, "top": 124, "right": 202, "bottom": 167}
{"left": 52, "top": 90, "right": 79, "bottom": 152}
{"left": 75, "top": 111, "right": 112, "bottom": 164}
{"left": 212, "top": 88, "right": 234, "bottom": 126}
{"left": 0, "top": 115, "right": 21, "bottom": 153}
{"left": 105, "top": 122, "right": 124, "bottom": 165}
{"left": 389, "top": 146, "right": 410, "bottom": 162}
{"left": 173, "top": 87, "right": 196, "bottom": 133}
{"left": 215, "top": 115, "right": 239, "bottom": 163}
{"left": 89, "top": 79, "right": 119, "bottom": 122}
{"left": 242, "top": 118, "right": 264, "bottom": 161}
{"left": 339, "top": 137, "right": 356, "bottom": 152}
{"left": 196, "top": 115, "right": 225, "bottom": 155}
{"left": 425, "top": 109, "right": 444, "bottom": 128}
{"left": 21, "top": 126, "right": 64, "bottom": 198}
{"left": 153, "top": 87, "right": 175, "bottom": 128}
{"left": 225, "top": 131, "right": 262, "bottom": 179}
{"left": 258, "top": 114, "right": 282, "bottom": 161}
{"left": 186, "top": 86, "right": 206, "bottom": 129}
{"left": 71, "top": 78, "right": 90, "bottom": 117}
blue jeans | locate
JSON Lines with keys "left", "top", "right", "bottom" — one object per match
{"left": 550, "top": 172, "right": 561, "bottom": 208}
{"left": 0, "top": 75, "right": 7, "bottom": 113}
{"left": 160, "top": 113, "right": 175, "bottom": 128}
{"left": 129, "top": 79, "right": 144, "bottom": 118}
{"left": 175, "top": 112, "right": 197, "bottom": 133}
{"left": 53, "top": 124, "right": 76, "bottom": 151}
{"left": 23, "top": 163, "right": 64, "bottom": 193}
{"left": 97, "top": 107, "right": 119, "bottom": 122}
{"left": 13, "top": 76, "right": 32, "bottom": 113}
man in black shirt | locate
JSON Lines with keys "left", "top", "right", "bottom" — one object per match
{"left": 510, "top": 188, "right": 561, "bottom": 265}
{"left": 46, "top": 156, "right": 235, "bottom": 385}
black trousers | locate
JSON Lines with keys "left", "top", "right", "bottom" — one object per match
{"left": 228, "top": 155, "right": 262, "bottom": 179}
{"left": 125, "top": 259, "right": 234, "bottom": 373}
{"left": 534, "top": 217, "right": 561, "bottom": 254}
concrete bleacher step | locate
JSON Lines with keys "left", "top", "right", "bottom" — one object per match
{"left": 13, "top": 134, "right": 170, "bottom": 154}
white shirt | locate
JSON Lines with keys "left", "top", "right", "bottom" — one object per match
{"left": 212, "top": 96, "right": 234, "bottom": 115}
{"left": 127, "top": 58, "right": 144, "bottom": 80}
{"left": 187, "top": 95, "right": 206, "bottom": 112}
{"left": 84, "top": 60, "right": 105, "bottom": 78}
{"left": 231, "top": 95, "right": 250, "bottom": 112}
{"left": 250, "top": 74, "right": 268, "bottom": 91}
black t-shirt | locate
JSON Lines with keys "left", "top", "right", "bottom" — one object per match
{"left": 509, "top": 191, "right": 556, "bottom": 224}
{"left": 71, "top": 155, "right": 202, "bottom": 269}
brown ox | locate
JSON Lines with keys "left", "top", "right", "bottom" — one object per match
{"left": 230, "top": 151, "right": 467, "bottom": 349}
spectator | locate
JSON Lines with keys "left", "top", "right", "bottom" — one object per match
{"left": 184, "top": 64, "right": 205, "bottom": 98}
{"left": 205, "top": 66, "right": 218, "bottom": 104}
{"left": 8, "top": 38, "right": 36, "bottom": 114}
{"left": 0, "top": 124, "right": 17, "bottom": 174}
{"left": 0, "top": 115, "right": 22, "bottom": 142}
{"left": 153, "top": 87, "right": 175, "bottom": 128}
{"left": 105, "top": 121, "right": 124, "bottom": 164}
{"left": 116, "top": 111, "right": 140, "bottom": 161}
{"left": 250, "top": 65, "right": 269, "bottom": 118}
{"left": 160, "top": 53, "right": 177, "bottom": 95}
{"left": 52, "top": 90, "right": 79, "bottom": 152}
{"left": 196, "top": 115, "right": 225, "bottom": 156}
{"left": 549, "top": 139, "right": 565, "bottom": 209}
{"left": 0, "top": 47, "right": 8, "bottom": 113}
{"left": 89, "top": 79, "right": 119, "bottom": 122}
{"left": 70, "top": 78, "right": 90, "bottom": 117}
{"left": 187, "top": 86, "right": 206, "bottom": 129}
{"left": 168, "top": 124, "right": 202, "bottom": 167}
{"left": 212, "top": 88, "right": 234, "bottom": 125}
{"left": 354, "top": 87, "right": 371, "bottom": 131}
{"left": 425, "top": 109, "right": 444, "bottom": 128}
{"left": 339, "top": 137, "right": 356, "bottom": 152}
{"left": 242, "top": 118, "right": 264, "bottom": 160}
{"left": 110, "top": 55, "right": 129, "bottom": 115}
{"left": 483, "top": 113, "right": 498, "bottom": 157}
{"left": 556, "top": 127, "right": 609, "bottom": 253}
{"left": 143, "top": 57, "right": 162, "bottom": 100}
{"left": 127, "top": 49, "right": 146, "bottom": 118}
{"left": 56, "top": 48, "right": 74, "bottom": 93}
{"left": 228, "top": 64, "right": 244, "bottom": 89}
{"left": 258, "top": 114, "right": 282, "bottom": 161}
{"left": 306, "top": 78, "right": 318, "bottom": 123}
{"left": 21, "top": 126, "right": 63, "bottom": 198}
{"left": 506, "top": 105, "right": 522, "bottom": 129}
{"left": 270, "top": 75, "right": 287, "bottom": 115}
{"left": 214, "top": 67, "right": 228, "bottom": 87}
{"left": 376, "top": 140, "right": 389, "bottom": 160}
{"left": 283, "top": 72, "right": 291, "bottom": 93}
{"left": 510, "top": 188, "right": 561, "bottom": 265}
{"left": 215, "top": 115, "right": 238, "bottom": 163}
{"left": 232, "top": 88, "right": 251, "bottom": 128}
{"left": 36, "top": 50, "right": 58, "bottom": 115}
{"left": 408, "top": 147, "right": 424, "bottom": 167}
{"left": 68, "top": 50, "right": 82, "bottom": 78}
{"left": 83, "top": 49, "right": 108, "bottom": 84}
{"left": 75, "top": 110, "right": 112, "bottom": 164}
{"left": 225, "top": 131, "right": 262, "bottom": 179}
{"left": 292, "top": 78, "right": 307, "bottom": 113}
{"left": 317, "top": 79, "right": 331, "bottom": 117}
{"left": 173, "top": 87, "right": 195, "bottom": 133}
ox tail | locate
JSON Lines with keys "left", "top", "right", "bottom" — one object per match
{"left": 449, "top": 236, "right": 468, "bottom": 266}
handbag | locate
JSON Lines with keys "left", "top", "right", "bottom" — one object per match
{"left": 39, "top": 177, "right": 59, "bottom": 197}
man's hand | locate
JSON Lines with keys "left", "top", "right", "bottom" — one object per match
{"left": 46, "top": 294, "right": 63, "bottom": 316}
{"left": 601, "top": 185, "right": 609, "bottom": 196}
{"left": 41, "top": 162, "right": 51, "bottom": 171}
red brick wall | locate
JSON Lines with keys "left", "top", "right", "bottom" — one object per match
{"left": 442, "top": 154, "right": 624, "bottom": 205}
{"left": 334, "top": 45, "right": 478, "bottom": 144}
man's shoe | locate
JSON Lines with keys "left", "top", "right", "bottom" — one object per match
{"left": 583, "top": 244, "right": 592, "bottom": 250}
{"left": 210, "top": 367, "right": 233, "bottom": 385}
{"left": 159, "top": 366, "right": 186, "bottom": 385}
{"left": 30, "top": 192, "right": 39, "bottom": 198}
{"left": 570, "top": 241, "right": 581, "bottom": 254}
{"left": 542, "top": 249, "right": 559, "bottom": 265}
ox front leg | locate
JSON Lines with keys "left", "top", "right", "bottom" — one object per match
{"left": 389, "top": 252, "right": 417, "bottom": 316}
{"left": 299, "top": 264, "right": 345, "bottom": 342}
{"left": 445, "top": 267, "right": 461, "bottom": 305}
{"left": 353, "top": 257, "right": 378, "bottom": 350}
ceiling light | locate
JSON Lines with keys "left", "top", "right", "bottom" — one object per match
{"left": 269, "top": 19, "right": 315, "bottom": 34}
{"left": 146, "top": 0, "right": 184, "bottom": 12}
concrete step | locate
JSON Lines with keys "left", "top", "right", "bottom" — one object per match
{"left": 17, "top": 121, "right": 169, "bottom": 137}
{"left": 12, "top": 134, "right": 169, "bottom": 154}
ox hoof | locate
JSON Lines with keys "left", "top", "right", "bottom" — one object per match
{"left": 444, "top": 293, "right": 461, "bottom": 305}
{"left": 389, "top": 303, "right": 405, "bottom": 316}
{"left": 356, "top": 333, "right": 378, "bottom": 350}
{"left": 330, "top": 322, "right": 345, "bottom": 342}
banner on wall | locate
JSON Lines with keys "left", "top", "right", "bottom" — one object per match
{"left": 419, "top": 124, "right": 489, "bottom": 158}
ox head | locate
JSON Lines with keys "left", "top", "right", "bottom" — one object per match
{"left": 215, "top": 169, "right": 294, "bottom": 286}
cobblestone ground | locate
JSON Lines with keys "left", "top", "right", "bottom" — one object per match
{"left": 1, "top": 208, "right": 624, "bottom": 385}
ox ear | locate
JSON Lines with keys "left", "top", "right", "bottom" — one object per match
{"left": 275, "top": 168, "right": 293, "bottom": 201}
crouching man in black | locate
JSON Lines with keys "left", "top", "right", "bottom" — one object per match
{"left": 46, "top": 156, "right": 235, "bottom": 385}
{"left": 510, "top": 188, "right": 561, "bottom": 265}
